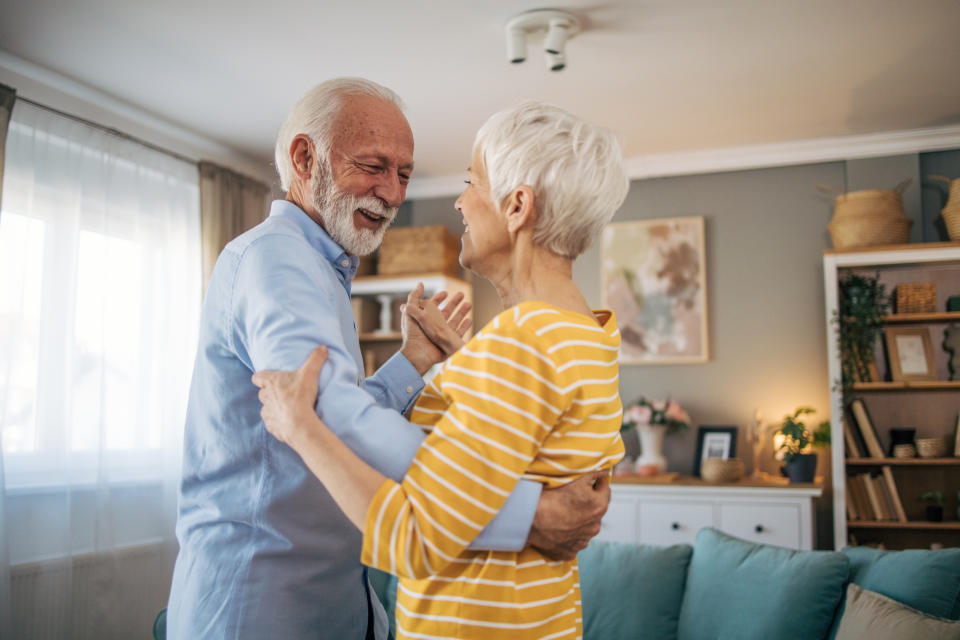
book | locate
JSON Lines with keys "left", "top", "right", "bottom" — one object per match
{"left": 954, "top": 413, "right": 960, "bottom": 457}
{"left": 881, "top": 465, "right": 908, "bottom": 522}
{"left": 842, "top": 415, "right": 863, "bottom": 458}
{"left": 872, "top": 474, "right": 894, "bottom": 520}
{"left": 851, "top": 474, "right": 876, "bottom": 521}
{"left": 844, "top": 477, "right": 860, "bottom": 520}
{"left": 850, "top": 399, "right": 885, "bottom": 459}
{"left": 862, "top": 473, "right": 886, "bottom": 521}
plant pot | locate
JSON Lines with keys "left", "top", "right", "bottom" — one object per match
{"left": 926, "top": 506, "right": 944, "bottom": 522}
{"left": 782, "top": 453, "right": 817, "bottom": 483}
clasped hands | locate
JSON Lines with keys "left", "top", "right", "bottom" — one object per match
{"left": 399, "top": 283, "right": 473, "bottom": 374}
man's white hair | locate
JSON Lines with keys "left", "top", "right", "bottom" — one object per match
{"left": 274, "top": 78, "right": 404, "bottom": 191}
{"left": 474, "top": 101, "right": 629, "bottom": 259}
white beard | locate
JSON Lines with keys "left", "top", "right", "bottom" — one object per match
{"left": 310, "top": 164, "right": 397, "bottom": 256}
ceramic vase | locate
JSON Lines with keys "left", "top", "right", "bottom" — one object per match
{"left": 634, "top": 423, "right": 668, "bottom": 474}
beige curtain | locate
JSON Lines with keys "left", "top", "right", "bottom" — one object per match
{"left": 199, "top": 161, "right": 272, "bottom": 289}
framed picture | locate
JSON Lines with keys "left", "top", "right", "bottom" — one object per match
{"left": 884, "top": 327, "right": 936, "bottom": 382}
{"left": 692, "top": 426, "right": 737, "bottom": 476}
{"left": 601, "top": 216, "right": 708, "bottom": 364}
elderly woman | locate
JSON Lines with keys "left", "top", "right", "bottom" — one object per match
{"left": 253, "top": 101, "right": 629, "bottom": 639}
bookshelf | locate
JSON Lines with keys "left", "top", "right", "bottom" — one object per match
{"left": 823, "top": 242, "right": 960, "bottom": 550}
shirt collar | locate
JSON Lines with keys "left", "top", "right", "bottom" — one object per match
{"left": 268, "top": 200, "right": 360, "bottom": 283}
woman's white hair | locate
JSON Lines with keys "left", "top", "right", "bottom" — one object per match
{"left": 474, "top": 101, "right": 629, "bottom": 259}
{"left": 274, "top": 78, "right": 404, "bottom": 191}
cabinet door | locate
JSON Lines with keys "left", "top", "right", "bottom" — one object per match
{"left": 597, "top": 493, "right": 639, "bottom": 543}
{"left": 638, "top": 501, "right": 713, "bottom": 546}
{"left": 718, "top": 504, "right": 801, "bottom": 549}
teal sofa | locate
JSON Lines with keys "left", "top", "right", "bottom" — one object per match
{"left": 372, "top": 527, "right": 960, "bottom": 640}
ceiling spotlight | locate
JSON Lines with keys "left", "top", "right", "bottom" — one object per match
{"left": 505, "top": 9, "right": 582, "bottom": 71}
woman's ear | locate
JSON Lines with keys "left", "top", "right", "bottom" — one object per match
{"left": 289, "top": 134, "right": 315, "bottom": 181}
{"left": 505, "top": 186, "right": 536, "bottom": 234}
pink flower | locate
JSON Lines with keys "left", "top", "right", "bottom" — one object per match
{"left": 652, "top": 400, "right": 667, "bottom": 412}
{"left": 626, "top": 405, "right": 653, "bottom": 424}
{"left": 665, "top": 402, "right": 686, "bottom": 423}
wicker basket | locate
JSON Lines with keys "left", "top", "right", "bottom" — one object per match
{"left": 377, "top": 225, "right": 461, "bottom": 277}
{"left": 916, "top": 437, "right": 948, "bottom": 458}
{"left": 825, "top": 186, "right": 912, "bottom": 249}
{"left": 700, "top": 457, "right": 744, "bottom": 483}
{"left": 930, "top": 175, "right": 960, "bottom": 241}
{"left": 892, "top": 444, "right": 917, "bottom": 459}
{"left": 896, "top": 283, "right": 937, "bottom": 313}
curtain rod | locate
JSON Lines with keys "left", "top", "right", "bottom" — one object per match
{"left": 14, "top": 95, "right": 197, "bottom": 166}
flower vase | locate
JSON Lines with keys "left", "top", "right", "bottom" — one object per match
{"left": 634, "top": 423, "right": 668, "bottom": 475}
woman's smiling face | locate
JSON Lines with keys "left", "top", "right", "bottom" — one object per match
{"left": 454, "top": 147, "right": 511, "bottom": 274}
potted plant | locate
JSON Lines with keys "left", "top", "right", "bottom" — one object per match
{"left": 835, "top": 273, "right": 890, "bottom": 389}
{"left": 622, "top": 398, "right": 690, "bottom": 476}
{"left": 775, "top": 406, "right": 831, "bottom": 483}
{"left": 921, "top": 491, "right": 945, "bottom": 522}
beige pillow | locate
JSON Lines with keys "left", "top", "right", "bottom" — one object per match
{"left": 835, "top": 583, "right": 960, "bottom": 640}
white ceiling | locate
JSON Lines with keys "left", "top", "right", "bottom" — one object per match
{"left": 1, "top": 0, "right": 959, "bottom": 195}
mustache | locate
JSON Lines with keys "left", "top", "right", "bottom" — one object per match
{"left": 342, "top": 194, "right": 398, "bottom": 221}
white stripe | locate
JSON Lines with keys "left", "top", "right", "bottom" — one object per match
{"left": 403, "top": 517, "right": 414, "bottom": 577}
{"left": 540, "top": 447, "right": 605, "bottom": 457}
{"left": 473, "top": 331, "right": 556, "bottom": 369}
{"left": 547, "top": 339, "right": 620, "bottom": 354}
{"left": 408, "top": 492, "right": 471, "bottom": 546}
{"left": 412, "top": 406, "right": 445, "bottom": 415}
{"left": 457, "top": 403, "right": 539, "bottom": 446}
{"left": 535, "top": 320, "right": 605, "bottom": 336}
{"left": 435, "top": 421, "right": 525, "bottom": 476}
{"left": 458, "top": 348, "right": 560, "bottom": 390}
{"left": 556, "top": 358, "right": 617, "bottom": 373}
{"left": 407, "top": 474, "right": 484, "bottom": 530}
{"left": 516, "top": 307, "right": 560, "bottom": 326}
{"left": 397, "top": 581, "right": 573, "bottom": 608}
{"left": 445, "top": 363, "right": 563, "bottom": 414}
{"left": 442, "top": 382, "right": 552, "bottom": 430}
{"left": 424, "top": 567, "right": 575, "bottom": 589}
{"left": 455, "top": 351, "right": 619, "bottom": 395}
{"left": 558, "top": 430, "right": 615, "bottom": 439}
{"left": 394, "top": 623, "right": 460, "bottom": 640}
{"left": 411, "top": 458, "right": 497, "bottom": 514}
{"left": 388, "top": 493, "right": 404, "bottom": 575}
{"left": 610, "top": 329, "right": 620, "bottom": 337}
{"left": 422, "top": 442, "right": 509, "bottom": 497}
{"left": 371, "top": 484, "right": 400, "bottom": 572}
{"left": 571, "top": 392, "right": 620, "bottom": 405}
{"left": 396, "top": 602, "right": 577, "bottom": 629}
{"left": 537, "top": 628, "right": 578, "bottom": 640}
{"left": 586, "top": 409, "right": 623, "bottom": 420}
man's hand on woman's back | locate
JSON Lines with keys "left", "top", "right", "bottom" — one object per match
{"left": 526, "top": 470, "right": 611, "bottom": 561}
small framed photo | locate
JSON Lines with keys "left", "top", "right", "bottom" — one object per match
{"left": 692, "top": 426, "right": 738, "bottom": 476}
{"left": 884, "top": 327, "right": 936, "bottom": 382}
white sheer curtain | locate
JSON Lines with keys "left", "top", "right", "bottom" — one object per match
{"left": 0, "top": 100, "right": 201, "bottom": 638}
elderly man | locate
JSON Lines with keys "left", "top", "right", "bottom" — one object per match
{"left": 166, "top": 78, "right": 610, "bottom": 639}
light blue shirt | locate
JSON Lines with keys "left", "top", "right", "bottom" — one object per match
{"left": 167, "top": 200, "right": 540, "bottom": 639}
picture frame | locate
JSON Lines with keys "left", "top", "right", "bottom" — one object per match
{"left": 692, "top": 426, "right": 737, "bottom": 476}
{"left": 884, "top": 327, "right": 936, "bottom": 382}
{"left": 601, "top": 216, "right": 708, "bottom": 364}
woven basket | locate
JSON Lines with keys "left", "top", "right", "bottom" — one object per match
{"left": 916, "top": 437, "right": 948, "bottom": 458}
{"left": 896, "top": 283, "right": 937, "bottom": 313}
{"left": 930, "top": 175, "right": 960, "bottom": 241}
{"left": 377, "top": 225, "right": 461, "bottom": 277}
{"left": 892, "top": 444, "right": 917, "bottom": 459}
{"left": 825, "top": 186, "right": 912, "bottom": 249}
{"left": 700, "top": 457, "right": 744, "bottom": 483}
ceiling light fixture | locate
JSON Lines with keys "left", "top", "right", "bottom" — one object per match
{"left": 505, "top": 9, "right": 582, "bottom": 72}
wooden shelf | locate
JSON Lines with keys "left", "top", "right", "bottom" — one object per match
{"left": 852, "top": 381, "right": 960, "bottom": 391}
{"left": 825, "top": 241, "right": 960, "bottom": 255}
{"left": 846, "top": 458, "right": 960, "bottom": 466}
{"left": 847, "top": 521, "right": 960, "bottom": 531}
{"left": 358, "top": 332, "right": 402, "bottom": 342}
{"left": 883, "top": 312, "right": 960, "bottom": 324}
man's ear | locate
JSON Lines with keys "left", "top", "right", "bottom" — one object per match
{"left": 289, "top": 134, "right": 315, "bottom": 181}
{"left": 505, "top": 186, "right": 536, "bottom": 234}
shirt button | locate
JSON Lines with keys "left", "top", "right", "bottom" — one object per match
{"left": 341, "top": 259, "right": 350, "bottom": 267}
{"left": 406, "top": 386, "right": 414, "bottom": 393}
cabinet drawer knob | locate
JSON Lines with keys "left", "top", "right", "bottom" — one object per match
{"left": 755, "top": 524, "right": 764, "bottom": 533}
{"left": 671, "top": 522, "right": 680, "bottom": 530}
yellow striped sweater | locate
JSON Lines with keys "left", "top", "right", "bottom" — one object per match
{"left": 362, "top": 301, "right": 624, "bottom": 640}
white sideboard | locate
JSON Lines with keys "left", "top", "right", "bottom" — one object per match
{"left": 598, "top": 481, "right": 823, "bottom": 550}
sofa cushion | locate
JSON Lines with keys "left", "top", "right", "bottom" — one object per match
{"left": 579, "top": 540, "right": 693, "bottom": 640}
{"left": 842, "top": 545, "right": 960, "bottom": 619}
{"left": 677, "top": 528, "right": 849, "bottom": 640}
{"left": 834, "top": 583, "right": 960, "bottom": 640}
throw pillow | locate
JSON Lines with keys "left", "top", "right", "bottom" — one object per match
{"left": 834, "top": 583, "right": 960, "bottom": 640}
{"left": 579, "top": 540, "right": 693, "bottom": 640}
{"left": 677, "top": 527, "right": 849, "bottom": 640}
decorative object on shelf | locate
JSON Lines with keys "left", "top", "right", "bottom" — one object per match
{"left": 601, "top": 217, "right": 708, "bottom": 364}
{"left": 954, "top": 414, "right": 960, "bottom": 457}
{"left": 775, "top": 406, "right": 830, "bottom": 483}
{"left": 835, "top": 273, "right": 890, "bottom": 387}
{"left": 692, "top": 426, "right": 737, "bottom": 477}
{"left": 884, "top": 326, "right": 936, "bottom": 382}
{"left": 820, "top": 179, "right": 912, "bottom": 249}
{"left": 888, "top": 428, "right": 917, "bottom": 457}
{"left": 375, "top": 294, "right": 396, "bottom": 334}
{"left": 920, "top": 490, "right": 944, "bottom": 522}
{"left": 945, "top": 324, "right": 960, "bottom": 381}
{"left": 893, "top": 444, "right": 917, "bottom": 459}
{"left": 916, "top": 437, "right": 948, "bottom": 459}
{"left": 895, "top": 282, "right": 937, "bottom": 314}
{"left": 623, "top": 398, "right": 690, "bottom": 474}
{"left": 928, "top": 174, "right": 960, "bottom": 241}
{"left": 377, "top": 225, "right": 461, "bottom": 278}
{"left": 700, "top": 457, "right": 744, "bottom": 483}
{"left": 948, "top": 296, "right": 960, "bottom": 313}
{"left": 748, "top": 409, "right": 770, "bottom": 479}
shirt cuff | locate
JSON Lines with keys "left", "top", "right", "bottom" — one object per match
{"left": 361, "top": 478, "right": 400, "bottom": 572}
{"left": 378, "top": 352, "right": 425, "bottom": 414}
{"left": 468, "top": 479, "right": 542, "bottom": 552}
